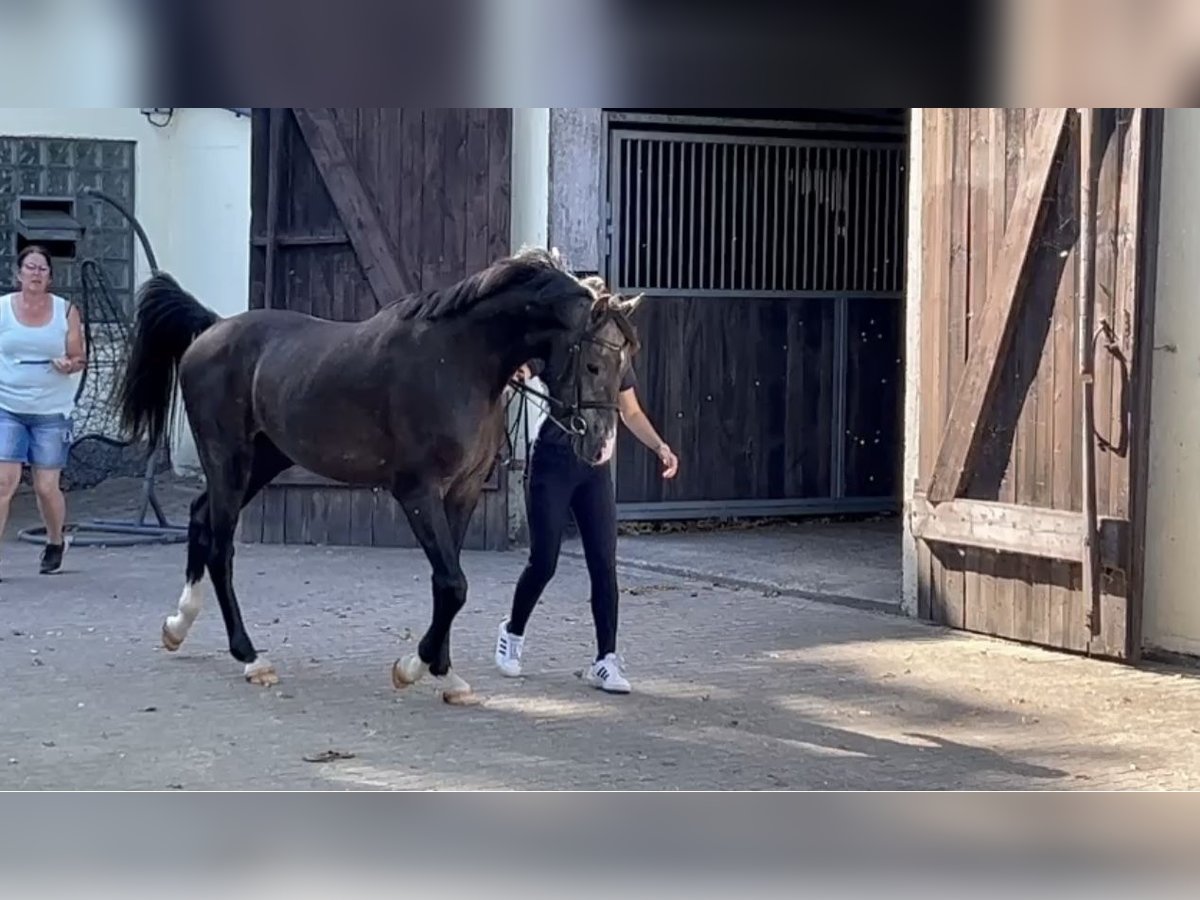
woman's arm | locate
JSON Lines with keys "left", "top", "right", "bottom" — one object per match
{"left": 618, "top": 387, "right": 678, "bottom": 479}
{"left": 52, "top": 304, "right": 87, "bottom": 375}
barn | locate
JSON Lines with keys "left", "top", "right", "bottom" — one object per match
{"left": 225, "top": 107, "right": 1194, "bottom": 665}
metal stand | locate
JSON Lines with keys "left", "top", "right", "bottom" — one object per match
{"left": 73, "top": 446, "right": 189, "bottom": 544}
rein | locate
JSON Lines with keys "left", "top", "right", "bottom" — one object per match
{"left": 501, "top": 304, "right": 635, "bottom": 470}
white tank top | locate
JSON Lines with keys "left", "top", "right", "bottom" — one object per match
{"left": 0, "top": 292, "right": 81, "bottom": 416}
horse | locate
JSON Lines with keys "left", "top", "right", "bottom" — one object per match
{"left": 114, "top": 248, "right": 641, "bottom": 704}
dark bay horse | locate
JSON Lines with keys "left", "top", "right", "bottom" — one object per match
{"left": 115, "top": 248, "right": 640, "bottom": 703}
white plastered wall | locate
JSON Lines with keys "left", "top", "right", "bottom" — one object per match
{"left": 0, "top": 108, "right": 251, "bottom": 475}
{"left": 506, "top": 108, "right": 552, "bottom": 544}
{"left": 1141, "top": 108, "right": 1200, "bottom": 658}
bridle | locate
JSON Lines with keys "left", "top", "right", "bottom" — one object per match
{"left": 503, "top": 299, "right": 639, "bottom": 463}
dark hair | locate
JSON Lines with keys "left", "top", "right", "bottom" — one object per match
{"left": 17, "top": 245, "right": 53, "bottom": 275}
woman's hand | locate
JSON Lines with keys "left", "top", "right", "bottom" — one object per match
{"left": 50, "top": 356, "right": 78, "bottom": 375}
{"left": 656, "top": 443, "right": 679, "bottom": 479}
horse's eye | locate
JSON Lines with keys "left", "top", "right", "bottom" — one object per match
{"left": 587, "top": 363, "right": 600, "bottom": 375}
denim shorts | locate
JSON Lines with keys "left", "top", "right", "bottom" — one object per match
{"left": 0, "top": 407, "right": 72, "bottom": 469}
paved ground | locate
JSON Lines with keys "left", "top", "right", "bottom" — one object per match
{"left": 592, "top": 517, "right": 901, "bottom": 612}
{"left": 2, "top": 476, "right": 1200, "bottom": 790}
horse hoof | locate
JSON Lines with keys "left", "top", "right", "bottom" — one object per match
{"left": 392, "top": 655, "right": 428, "bottom": 689}
{"left": 244, "top": 659, "right": 279, "bottom": 687}
{"left": 438, "top": 671, "right": 476, "bottom": 705}
{"left": 161, "top": 621, "right": 183, "bottom": 652}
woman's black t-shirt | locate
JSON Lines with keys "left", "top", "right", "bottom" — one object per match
{"left": 525, "top": 358, "right": 637, "bottom": 447}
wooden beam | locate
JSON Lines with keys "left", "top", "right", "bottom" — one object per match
{"left": 1078, "top": 107, "right": 1101, "bottom": 636}
{"left": 274, "top": 465, "right": 502, "bottom": 492}
{"left": 251, "top": 233, "right": 351, "bottom": 248}
{"left": 263, "top": 108, "right": 282, "bottom": 310}
{"left": 290, "top": 107, "right": 418, "bottom": 304}
{"left": 1124, "top": 109, "right": 1161, "bottom": 664}
{"left": 925, "top": 107, "right": 1070, "bottom": 502}
{"left": 909, "top": 495, "right": 1127, "bottom": 570}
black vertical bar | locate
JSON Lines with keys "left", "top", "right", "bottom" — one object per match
{"left": 740, "top": 144, "right": 748, "bottom": 290}
{"left": 822, "top": 146, "right": 831, "bottom": 292}
{"left": 793, "top": 146, "right": 803, "bottom": 291}
{"left": 855, "top": 146, "right": 865, "bottom": 292}
{"left": 777, "top": 141, "right": 787, "bottom": 289}
{"left": 782, "top": 144, "right": 792, "bottom": 290}
{"left": 621, "top": 137, "right": 631, "bottom": 287}
{"left": 883, "top": 147, "right": 892, "bottom": 289}
{"left": 748, "top": 144, "right": 758, "bottom": 290}
{"left": 636, "top": 139, "right": 645, "bottom": 287}
{"left": 655, "top": 140, "right": 664, "bottom": 288}
{"left": 700, "top": 143, "right": 709, "bottom": 290}
{"left": 872, "top": 148, "right": 883, "bottom": 292}
{"left": 832, "top": 296, "right": 849, "bottom": 498}
{"left": 806, "top": 147, "right": 816, "bottom": 292}
{"left": 689, "top": 141, "right": 697, "bottom": 291}
{"left": 718, "top": 143, "right": 727, "bottom": 290}
{"left": 759, "top": 144, "right": 770, "bottom": 292}
{"left": 666, "top": 140, "right": 676, "bottom": 289}
{"left": 840, "top": 146, "right": 849, "bottom": 292}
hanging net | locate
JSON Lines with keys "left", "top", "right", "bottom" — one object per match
{"left": 59, "top": 258, "right": 158, "bottom": 491}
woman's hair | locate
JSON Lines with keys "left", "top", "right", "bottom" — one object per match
{"left": 17, "top": 244, "right": 53, "bottom": 275}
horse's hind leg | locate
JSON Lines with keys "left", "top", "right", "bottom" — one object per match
{"left": 160, "top": 491, "right": 212, "bottom": 651}
{"left": 163, "top": 436, "right": 291, "bottom": 687}
{"left": 391, "top": 481, "right": 474, "bottom": 704}
{"left": 211, "top": 438, "right": 293, "bottom": 685}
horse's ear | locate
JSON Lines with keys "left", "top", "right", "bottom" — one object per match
{"left": 619, "top": 292, "right": 645, "bottom": 315}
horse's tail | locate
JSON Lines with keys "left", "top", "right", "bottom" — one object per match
{"left": 116, "top": 271, "right": 220, "bottom": 449}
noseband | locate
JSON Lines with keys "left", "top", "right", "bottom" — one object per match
{"left": 507, "top": 308, "right": 632, "bottom": 437}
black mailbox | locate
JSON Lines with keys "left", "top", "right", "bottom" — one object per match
{"left": 14, "top": 196, "right": 84, "bottom": 260}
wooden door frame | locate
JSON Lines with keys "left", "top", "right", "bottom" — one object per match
{"left": 903, "top": 108, "right": 1163, "bottom": 662}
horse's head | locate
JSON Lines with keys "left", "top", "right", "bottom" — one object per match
{"left": 541, "top": 278, "right": 642, "bottom": 467}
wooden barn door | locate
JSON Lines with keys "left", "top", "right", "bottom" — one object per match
{"left": 240, "top": 108, "right": 513, "bottom": 550}
{"left": 910, "top": 109, "right": 1160, "bottom": 660}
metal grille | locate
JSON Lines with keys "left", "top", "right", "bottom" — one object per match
{"left": 609, "top": 130, "right": 905, "bottom": 297}
{"left": 0, "top": 136, "right": 137, "bottom": 318}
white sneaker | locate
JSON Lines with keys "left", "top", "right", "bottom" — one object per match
{"left": 584, "top": 653, "right": 631, "bottom": 694}
{"left": 494, "top": 621, "right": 524, "bottom": 677}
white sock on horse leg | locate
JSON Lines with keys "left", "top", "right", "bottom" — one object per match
{"left": 165, "top": 576, "right": 206, "bottom": 642}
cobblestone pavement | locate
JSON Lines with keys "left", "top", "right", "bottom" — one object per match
{"left": 2, "top": 477, "right": 1199, "bottom": 790}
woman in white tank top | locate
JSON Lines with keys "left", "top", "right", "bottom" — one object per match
{"left": 0, "top": 245, "right": 87, "bottom": 578}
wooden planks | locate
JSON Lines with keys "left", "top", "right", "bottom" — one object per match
{"left": 244, "top": 108, "right": 513, "bottom": 551}
{"left": 291, "top": 107, "right": 417, "bottom": 305}
{"left": 240, "top": 484, "right": 509, "bottom": 552}
{"left": 909, "top": 495, "right": 1126, "bottom": 569}
{"left": 927, "top": 108, "right": 1069, "bottom": 503}
{"left": 914, "top": 108, "right": 1153, "bottom": 661}
{"left": 263, "top": 109, "right": 282, "bottom": 310}
{"left": 615, "top": 295, "right": 845, "bottom": 506}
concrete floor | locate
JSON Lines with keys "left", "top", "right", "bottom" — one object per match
{"left": 3, "top": 476, "right": 1200, "bottom": 790}
{"left": 583, "top": 517, "right": 901, "bottom": 613}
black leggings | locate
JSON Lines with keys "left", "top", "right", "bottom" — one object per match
{"left": 506, "top": 440, "right": 619, "bottom": 660}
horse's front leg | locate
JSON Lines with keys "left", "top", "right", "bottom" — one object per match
{"left": 390, "top": 481, "right": 474, "bottom": 704}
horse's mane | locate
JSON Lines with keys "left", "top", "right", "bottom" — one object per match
{"left": 386, "top": 247, "right": 594, "bottom": 321}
